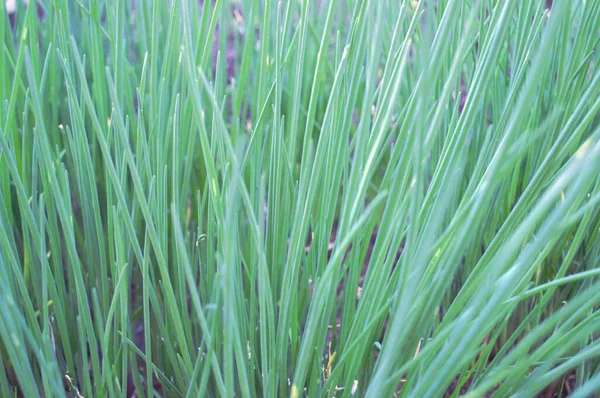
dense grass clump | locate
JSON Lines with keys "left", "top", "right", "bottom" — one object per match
{"left": 1, "top": 0, "right": 600, "bottom": 396}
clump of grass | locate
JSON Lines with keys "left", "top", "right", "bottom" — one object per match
{"left": 1, "top": 0, "right": 600, "bottom": 396}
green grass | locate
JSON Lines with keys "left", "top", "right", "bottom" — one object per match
{"left": 1, "top": 0, "right": 600, "bottom": 396}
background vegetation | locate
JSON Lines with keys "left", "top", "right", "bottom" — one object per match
{"left": 1, "top": 0, "right": 600, "bottom": 396}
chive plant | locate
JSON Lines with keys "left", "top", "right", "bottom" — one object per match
{"left": 1, "top": 0, "right": 600, "bottom": 396}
